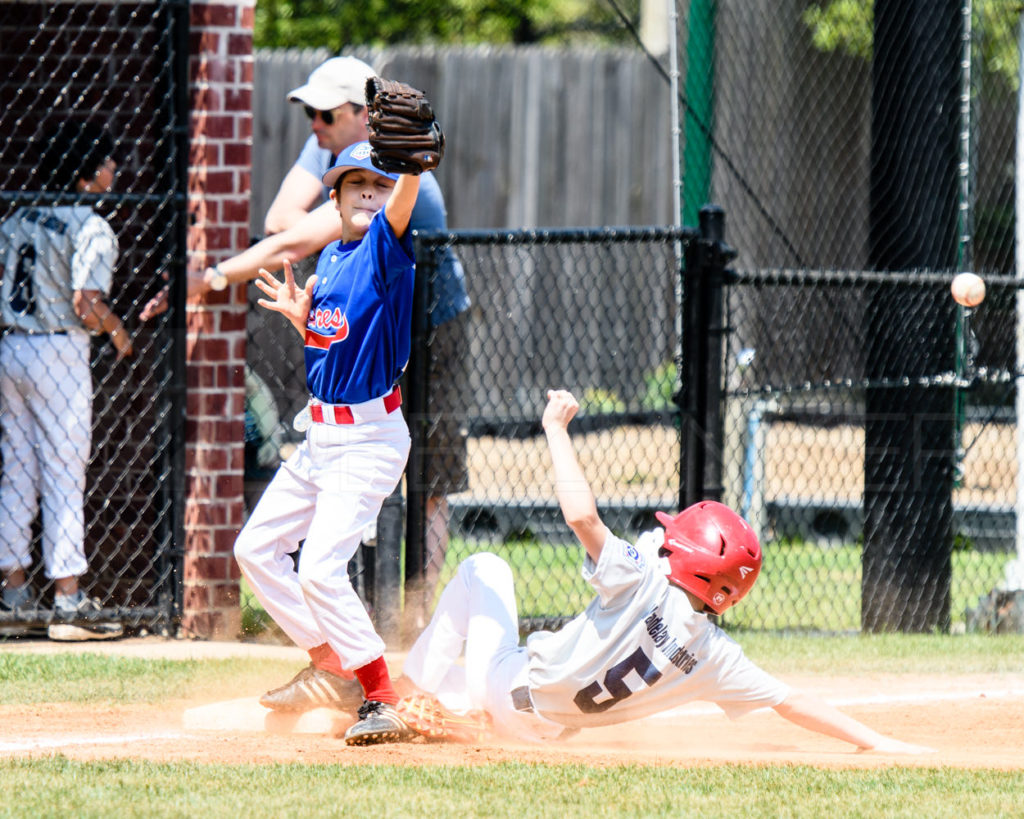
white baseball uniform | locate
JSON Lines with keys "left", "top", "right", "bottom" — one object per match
{"left": 403, "top": 531, "right": 791, "bottom": 742}
{"left": 0, "top": 205, "right": 116, "bottom": 579}
{"left": 233, "top": 204, "right": 415, "bottom": 672}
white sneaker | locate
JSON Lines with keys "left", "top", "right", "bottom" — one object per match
{"left": 49, "top": 592, "right": 124, "bottom": 641}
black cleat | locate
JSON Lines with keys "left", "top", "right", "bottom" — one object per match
{"left": 343, "top": 700, "right": 417, "bottom": 746}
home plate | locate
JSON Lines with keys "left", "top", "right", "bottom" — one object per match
{"left": 182, "top": 697, "right": 355, "bottom": 735}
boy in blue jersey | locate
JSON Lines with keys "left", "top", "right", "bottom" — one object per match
{"left": 234, "top": 141, "right": 420, "bottom": 746}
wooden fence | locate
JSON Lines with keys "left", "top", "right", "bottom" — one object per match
{"left": 251, "top": 46, "right": 676, "bottom": 236}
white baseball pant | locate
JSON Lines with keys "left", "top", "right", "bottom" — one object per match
{"left": 233, "top": 409, "right": 409, "bottom": 671}
{"left": 0, "top": 332, "right": 90, "bottom": 580}
{"left": 403, "top": 552, "right": 565, "bottom": 742}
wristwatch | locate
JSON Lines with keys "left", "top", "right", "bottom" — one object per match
{"left": 207, "top": 264, "right": 228, "bottom": 291}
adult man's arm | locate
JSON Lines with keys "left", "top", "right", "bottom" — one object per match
{"left": 139, "top": 200, "right": 343, "bottom": 321}
{"left": 263, "top": 165, "right": 325, "bottom": 235}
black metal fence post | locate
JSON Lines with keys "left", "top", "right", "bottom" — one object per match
{"left": 401, "top": 235, "right": 436, "bottom": 643}
{"left": 163, "top": 0, "right": 191, "bottom": 635}
{"left": 864, "top": 0, "right": 960, "bottom": 632}
{"left": 680, "top": 205, "right": 735, "bottom": 509}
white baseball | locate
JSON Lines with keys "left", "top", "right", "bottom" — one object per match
{"left": 951, "top": 272, "right": 985, "bottom": 307}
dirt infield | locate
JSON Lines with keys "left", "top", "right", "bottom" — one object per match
{"left": 2, "top": 639, "right": 1022, "bottom": 770}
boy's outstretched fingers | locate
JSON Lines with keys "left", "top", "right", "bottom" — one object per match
{"left": 256, "top": 266, "right": 280, "bottom": 287}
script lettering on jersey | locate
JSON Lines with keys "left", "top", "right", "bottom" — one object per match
{"left": 643, "top": 611, "right": 699, "bottom": 674}
{"left": 21, "top": 208, "right": 68, "bottom": 236}
{"left": 304, "top": 308, "right": 350, "bottom": 350}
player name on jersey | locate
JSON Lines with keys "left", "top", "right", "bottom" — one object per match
{"left": 644, "top": 610, "right": 700, "bottom": 674}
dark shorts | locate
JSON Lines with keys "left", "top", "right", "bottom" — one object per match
{"left": 404, "top": 312, "right": 470, "bottom": 496}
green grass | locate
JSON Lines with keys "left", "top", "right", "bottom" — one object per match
{"left": 438, "top": 536, "right": 1015, "bottom": 631}
{"left": 726, "top": 542, "right": 1011, "bottom": 631}
{"left": 735, "top": 631, "right": 1024, "bottom": 675}
{"left": 0, "top": 758, "right": 1020, "bottom": 819}
{"left": 239, "top": 534, "right": 1017, "bottom": 636}
{"left": 3, "top": 635, "right": 1022, "bottom": 710}
{"left": 435, "top": 537, "right": 592, "bottom": 620}
{"left": 0, "top": 654, "right": 300, "bottom": 706}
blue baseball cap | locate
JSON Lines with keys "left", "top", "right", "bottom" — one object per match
{"left": 322, "top": 141, "right": 399, "bottom": 187}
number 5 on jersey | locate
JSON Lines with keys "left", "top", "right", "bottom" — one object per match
{"left": 573, "top": 647, "right": 663, "bottom": 714}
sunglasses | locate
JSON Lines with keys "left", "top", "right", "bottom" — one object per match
{"left": 304, "top": 105, "right": 338, "bottom": 125}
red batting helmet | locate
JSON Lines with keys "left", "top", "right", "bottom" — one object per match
{"left": 655, "top": 501, "right": 762, "bottom": 615}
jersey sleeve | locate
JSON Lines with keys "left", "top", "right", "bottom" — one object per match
{"left": 703, "top": 629, "right": 792, "bottom": 718}
{"left": 582, "top": 531, "right": 656, "bottom": 608}
{"left": 367, "top": 209, "right": 415, "bottom": 290}
{"left": 71, "top": 214, "right": 117, "bottom": 293}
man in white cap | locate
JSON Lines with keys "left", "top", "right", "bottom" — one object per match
{"left": 263, "top": 56, "right": 378, "bottom": 235}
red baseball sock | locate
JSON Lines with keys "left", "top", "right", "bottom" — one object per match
{"left": 353, "top": 655, "right": 398, "bottom": 705}
{"left": 308, "top": 643, "right": 354, "bottom": 680}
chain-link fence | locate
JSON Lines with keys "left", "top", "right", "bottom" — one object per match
{"left": 243, "top": 220, "right": 1021, "bottom": 639}
{"left": 0, "top": 1, "right": 188, "bottom": 639}
{"left": 721, "top": 268, "right": 1019, "bottom": 633}
{"left": 672, "top": 1, "right": 1022, "bottom": 632}
{"left": 242, "top": 226, "right": 696, "bottom": 640}
{"left": 243, "top": 2, "right": 1024, "bottom": 638}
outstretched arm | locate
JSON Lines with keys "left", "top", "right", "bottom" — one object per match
{"left": 138, "top": 201, "right": 342, "bottom": 321}
{"left": 773, "top": 691, "right": 935, "bottom": 754}
{"left": 204, "top": 201, "right": 342, "bottom": 295}
{"left": 384, "top": 173, "right": 420, "bottom": 239}
{"left": 542, "top": 390, "right": 608, "bottom": 563}
{"left": 264, "top": 165, "right": 326, "bottom": 235}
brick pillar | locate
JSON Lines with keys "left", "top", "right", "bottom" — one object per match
{"left": 182, "top": 0, "right": 254, "bottom": 638}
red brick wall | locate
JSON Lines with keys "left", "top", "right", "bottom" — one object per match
{"left": 183, "top": 0, "right": 255, "bottom": 638}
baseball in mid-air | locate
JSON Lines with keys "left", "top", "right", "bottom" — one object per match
{"left": 951, "top": 272, "right": 986, "bottom": 307}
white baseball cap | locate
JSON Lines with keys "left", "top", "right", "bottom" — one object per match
{"left": 287, "top": 57, "right": 377, "bottom": 111}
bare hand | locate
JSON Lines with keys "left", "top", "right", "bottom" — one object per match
{"left": 542, "top": 389, "right": 579, "bottom": 433}
{"left": 139, "top": 285, "right": 169, "bottom": 322}
{"left": 186, "top": 268, "right": 209, "bottom": 298}
{"left": 139, "top": 267, "right": 211, "bottom": 322}
{"left": 111, "top": 330, "right": 133, "bottom": 360}
{"left": 255, "top": 260, "right": 315, "bottom": 332}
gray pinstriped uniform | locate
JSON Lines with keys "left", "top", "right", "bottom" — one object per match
{"left": 0, "top": 205, "right": 116, "bottom": 579}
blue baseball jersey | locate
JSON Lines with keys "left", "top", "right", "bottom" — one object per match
{"left": 303, "top": 210, "right": 415, "bottom": 405}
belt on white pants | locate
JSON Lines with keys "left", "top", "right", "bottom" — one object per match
{"left": 509, "top": 685, "right": 579, "bottom": 741}
{"left": 309, "top": 385, "right": 402, "bottom": 426}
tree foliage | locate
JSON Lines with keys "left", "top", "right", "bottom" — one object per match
{"left": 802, "top": 0, "right": 1022, "bottom": 89}
{"left": 254, "top": 0, "right": 640, "bottom": 49}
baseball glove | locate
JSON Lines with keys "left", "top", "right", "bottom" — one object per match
{"left": 365, "top": 77, "right": 445, "bottom": 175}
{"left": 396, "top": 694, "right": 492, "bottom": 744}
